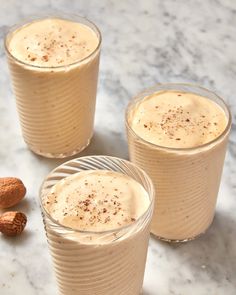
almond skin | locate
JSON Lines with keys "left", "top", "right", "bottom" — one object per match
{"left": 0, "top": 177, "right": 26, "bottom": 209}
{"left": 0, "top": 211, "right": 27, "bottom": 236}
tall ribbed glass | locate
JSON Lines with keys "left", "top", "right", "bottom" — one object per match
{"left": 126, "top": 83, "right": 231, "bottom": 242}
{"left": 40, "top": 156, "right": 154, "bottom": 295}
{"left": 5, "top": 14, "right": 101, "bottom": 158}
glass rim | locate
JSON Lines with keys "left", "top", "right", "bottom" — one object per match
{"left": 4, "top": 13, "right": 102, "bottom": 70}
{"left": 39, "top": 155, "right": 155, "bottom": 235}
{"left": 125, "top": 82, "right": 232, "bottom": 152}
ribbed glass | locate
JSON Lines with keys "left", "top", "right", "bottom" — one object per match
{"left": 40, "top": 155, "right": 154, "bottom": 295}
{"left": 5, "top": 14, "right": 101, "bottom": 158}
{"left": 126, "top": 83, "right": 231, "bottom": 242}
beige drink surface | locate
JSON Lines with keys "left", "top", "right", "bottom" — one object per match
{"left": 127, "top": 89, "right": 229, "bottom": 240}
{"left": 8, "top": 18, "right": 98, "bottom": 66}
{"left": 6, "top": 17, "right": 100, "bottom": 157}
{"left": 44, "top": 170, "right": 150, "bottom": 231}
{"left": 129, "top": 90, "right": 227, "bottom": 148}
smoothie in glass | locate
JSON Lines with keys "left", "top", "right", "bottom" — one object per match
{"left": 126, "top": 84, "right": 231, "bottom": 241}
{"left": 5, "top": 15, "right": 101, "bottom": 158}
{"left": 40, "top": 156, "right": 154, "bottom": 294}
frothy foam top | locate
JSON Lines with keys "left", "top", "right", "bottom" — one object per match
{"left": 8, "top": 18, "right": 99, "bottom": 67}
{"left": 129, "top": 90, "right": 227, "bottom": 148}
{"left": 43, "top": 170, "right": 150, "bottom": 231}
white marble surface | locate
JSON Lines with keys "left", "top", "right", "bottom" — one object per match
{"left": 0, "top": 0, "right": 236, "bottom": 294}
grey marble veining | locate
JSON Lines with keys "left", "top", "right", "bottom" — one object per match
{"left": 0, "top": 0, "right": 235, "bottom": 294}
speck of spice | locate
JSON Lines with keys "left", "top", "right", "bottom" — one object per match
{"left": 44, "top": 171, "right": 146, "bottom": 231}
{"left": 133, "top": 91, "right": 225, "bottom": 147}
{"left": 10, "top": 19, "right": 98, "bottom": 66}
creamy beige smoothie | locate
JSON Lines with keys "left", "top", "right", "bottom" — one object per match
{"left": 41, "top": 157, "right": 154, "bottom": 295}
{"left": 126, "top": 85, "right": 231, "bottom": 241}
{"left": 5, "top": 16, "right": 101, "bottom": 157}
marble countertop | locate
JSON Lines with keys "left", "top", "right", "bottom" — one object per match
{"left": 0, "top": 0, "right": 235, "bottom": 294}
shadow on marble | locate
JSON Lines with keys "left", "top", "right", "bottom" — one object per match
{"left": 151, "top": 210, "right": 236, "bottom": 288}
{"left": 5, "top": 198, "right": 33, "bottom": 215}
{"left": 32, "top": 130, "right": 129, "bottom": 172}
{"left": 1, "top": 228, "right": 33, "bottom": 245}
{"left": 143, "top": 290, "right": 152, "bottom": 295}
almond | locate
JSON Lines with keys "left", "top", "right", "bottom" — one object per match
{"left": 0, "top": 177, "right": 26, "bottom": 209}
{"left": 0, "top": 211, "right": 27, "bottom": 236}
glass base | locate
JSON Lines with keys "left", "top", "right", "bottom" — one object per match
{"left": 26, "top": 137, "right": 92, "bottom": 159}
{"left": 150, "top": 222, "right": 212, "bottom": 243}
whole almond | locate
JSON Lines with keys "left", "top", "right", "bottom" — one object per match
{"left": 0, "top": 177, "right": 26, "bottom": 209}
{"left": 0, "top": 211, "right": 27, "bottom": 236}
